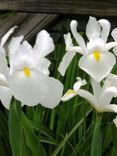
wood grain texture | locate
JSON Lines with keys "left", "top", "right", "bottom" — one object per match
{"left": 0, "top": 1, "right": 117, "bottom": 16}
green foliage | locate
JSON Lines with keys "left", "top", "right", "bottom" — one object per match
{"left": 0, "top": 38, "right": 117, "bottom": 156}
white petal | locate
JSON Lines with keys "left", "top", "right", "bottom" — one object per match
{"left": 8, "top": 36, "right": 24, "bottom": 60}
{"left": 86, "top": 16, "right": 100, "bottom": 40}
{"left": 73, "top": 77, "right": 87, "bottom": 91}
{"left": 62, "top": 89, "right": 76, "bottom": 102}
{"left": 111, "top": 28, "right": 117, "bottom": 41}
{"left": 0, "top": 73, "right": 9, "bottom": 87}
{"left": 58, "top": 51, "right": 76, "bottom": 76}
{"left": 102, "top": 104, "right": 117, "bottom": 113}
{"left": 104, "top": 73, "right": 117, "bottom": 88}
{"left": 33, "top": 30, "right": 55, "bottom": 58}
{"left": 0, "top": 47, "right": 10, "bottom": 79}
{"left": 77, "top": 89, "right": 98, "bottom": 109}
{"left": 113, "top": 117, "right": 117, "bottom": 127}
{"left": 70, "top": 20, "right": 88, "bottom": 53}
{"left": 0, "top": 86, "right": 12, "bottom": 109}
{"left": 113, "top": 46, "right": 117, "bottom": 56}
{"left": 100, "top": 86, "right": 117, "bottom": 106}
{"left": 1, "top": 26, "right": 17, "bottom": 47}
{"left": 90, "top": 78, "right": 101, "bottom": 99}
{"left": 9, "top": 71, "right": 63, "bottom": 108}
{"left": 79, "top": 52, "right": 116, "bottom": 82}
{"left": 40, "top": 77, "right": 63, "bottom": 108}
{"left": 64, "top": 33, "right": 73, "bottom": 47}
{"left": 38, "top": 58, "right": 51, "bottom": 76}
{"left": 87, "top": 38, "right": 105, "bottom": 53}
{"left": 105, "top": 42, "right": 117, "bottom": 51}
{"left": 98, "top": 19, "right": 111, "bottom": 43}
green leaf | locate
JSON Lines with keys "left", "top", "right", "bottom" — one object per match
{"left": 22, "top": 112, "right": 47, "bottom": 156}
{"left": 91, "top": 114, "right": 102, "bottom": 156}
{"left": 9, "top": 98, "right": 22, "bottom": 156}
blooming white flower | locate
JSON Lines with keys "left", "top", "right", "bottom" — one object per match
{"left": 59, "top": 16, "right": 117, "bottom": 82}
{"left": 0, "top": 30, "right": 63, "bottom": 109}
{"left": 0, "top": 26, "right": 18, "bottom": 109}
{"left": 62, "top": 76, "right": 117, "bottom": 113}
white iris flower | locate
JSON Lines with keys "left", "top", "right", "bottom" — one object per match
{"left": 62, "top": 76, "right": 117, "bottom": 113}
{"left": 0, "top": 29, "right": 63, "bottom": 109}
{"left": 59, "top": 16, "right": 117, "bottom": 82}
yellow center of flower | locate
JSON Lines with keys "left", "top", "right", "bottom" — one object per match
{"left": 93, "top": 50, "right": 101, "bottom": 61}
{"left": 23, "top": 67, "right": 30, "bottom": 77}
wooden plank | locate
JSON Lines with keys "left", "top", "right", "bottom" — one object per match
{"left": 0, "top": 1, "right": 117, "bottom": 16}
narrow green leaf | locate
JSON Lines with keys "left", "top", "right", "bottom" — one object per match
{"left": 9, "top": 98, "right": 22, "bottom": 156}
{"left": 91, "top": 114, "right": 102, "bottom": 156}
{"left": 22, "top": 112, "right": 47, "bottom": 156}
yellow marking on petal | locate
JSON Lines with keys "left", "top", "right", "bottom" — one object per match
{"left": 93, "top": 50, "right": 101, "bottom": 61}
{"left": 23, "top": 67, "right": 30, "bottom": 77}
{"left": 64, "top": 89, "right": 76, "bottom": 96}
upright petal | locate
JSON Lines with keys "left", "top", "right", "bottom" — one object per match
{"left": 8, "top": 36, "right": 24, "bottom": 60}
{"left": 98, "top": 19, "right": 111, "bottom": 43}
{"left": 90, "top": 78, "right": 101, "bottom": 99}
{"left": 111, "top": 28, "right": 117, "bottom": 41}
{"left": 79, "top": 52, "right": 116, "bottom": 82}
{"left": 33, "top": 30, "right": 55, "bottom": 58}
{"left": 86, "top": 16, "right": 100, "bottom": 40}
{"left": 1, "top": 26, "right": 17, "bottom": 47}
{"left": 70, "top": 20, "right": 88, "bottom": 53}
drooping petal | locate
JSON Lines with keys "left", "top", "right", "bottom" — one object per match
{"left": 79, "top": 52, "right": 116, "bottom": 82}
{"left": 61, "top": 89, "right": 77, "bottom": 102}
{"left": 90, "top": 78, "right": 101, "bottom": 99}
{"left": 77, "top": 89, "right": 98, "bottom": 110}
{"left": 98, "top": 19, "right": 111, "bottom": 43}
{"left": 70, "top": 20, "right": 88, "bottom": 53}
{"left": 86, "top": 16, "right": 100, "bottom": 40}
{"left": 102, "top": 104, "right": 117, "bottom": 113}
{"left": 33, "top": 30, "right": 55, "bottom": 58}
{"left": 9, "top": 70, "right": 63, "bottom": 108}
{"left": 0, "top": 86, "right": 12, "bottom": 109}
{"left": 99, "top": 86, "right": 117, "bottom": 106}
{"left": 40, "top": 77, "right": 63, "bottom": 108}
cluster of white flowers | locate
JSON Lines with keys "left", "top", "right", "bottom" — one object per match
{"left": 1, "top": 16, "right": 117, "bottom": 125}
{"left": 60, "top": 16, "right": 117, "bottom": 114}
